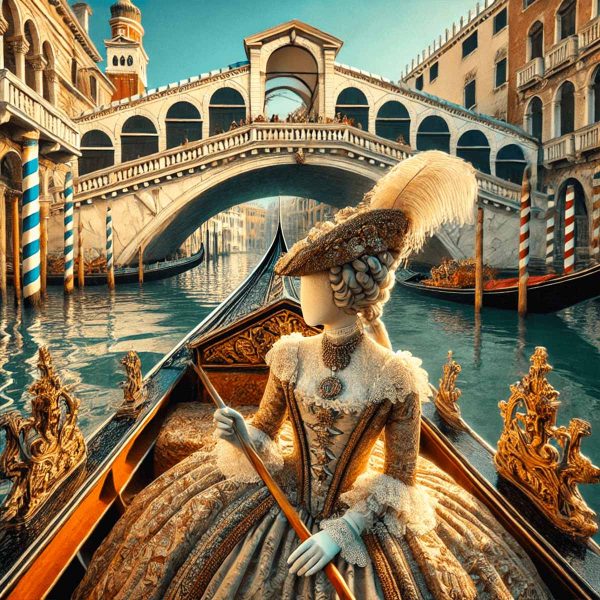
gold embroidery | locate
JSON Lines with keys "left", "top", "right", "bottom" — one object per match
{"left": 364, "top": 532, "right": 403, "bottom": 600}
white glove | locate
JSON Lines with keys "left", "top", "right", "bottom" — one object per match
{"left": 287, "top": 510, "right": 367, "bottom": 576}
{"left": 213, "top": 407, "right": 251, "bottom": 446}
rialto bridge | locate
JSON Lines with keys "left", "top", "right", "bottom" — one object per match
{"left": 45, "top": 21, "right": 549, "bottom": 268}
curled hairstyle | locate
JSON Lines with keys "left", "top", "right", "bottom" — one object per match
{"left": 328, "top": 251, "right": 399, "bottom": 349}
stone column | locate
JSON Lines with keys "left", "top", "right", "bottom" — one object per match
{"left": 322, "top": 48, "right": 336, "bottom": 120}
{"left": 8, "top": 37, "right": 29, "bottom": 80}
{"left": 29, "top": 55, "right": 47, "bottom": 96}
{"left": 45, "top": 68, "right": 58, "bottom": 104}
{"left": 248, "top": 46, "right": 263, "bottom": 119}
{"left": 0, "top": 184, "right": 6, "bottom": 301}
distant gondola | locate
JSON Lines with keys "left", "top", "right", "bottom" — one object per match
{"left": 396, "top": 262, "right": 600, "bottom": 313}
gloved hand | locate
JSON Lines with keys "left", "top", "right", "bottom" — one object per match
{"left": 287, "top": 530, "right": 341, "bottom": 577}
{"left": 213, "top": 407, "right": 251, "bottom": 446}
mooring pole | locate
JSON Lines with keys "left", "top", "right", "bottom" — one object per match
{"left": 106, "top": 200, "right": 115, "bottom": 290}
{"left": 593, "top": 169, "right": 600, "bottom": 263}
{"left": 0, "top": 185, "right": 6, "bottom": 303}
{"left": 138, "top": 245, "right": 144, "bottom": 284}
{"left": 40, "top": 199, "right": 48, "bottom": 297}
{"left": 474, "top": 205, "right": 484, "bottom": 314}
{"left": 12, "top": 194, "right": 21, "bottom": 303}
{"left": 563, "top": 184, "right": 575, "bottom": 275}
{"left": 63, "top": 171, "right": 74, "bottom": 294}
{"left": 518, "top": 166, "right": 531, "bottom": 317}
{"left": 77, "top": 203, "right": 85, "bottom": 288}
{"left": 545, "top": 185, "right": 555, "bottom": 273}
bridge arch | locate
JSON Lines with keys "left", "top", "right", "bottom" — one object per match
{"left": 165, "top": 100, "right": 203, "bottom": 148}
{"left": 80, "top": 129, "right": 115, "bottom": 176}
{"left": 456, "top": 130, "right": 490, "bottom": 174}
{"left": 375, "top": 100, "right": 411, "bottom": 144}
{"left": 208, "top": 87, "right": 247, "bottom": 135}
{"left": 495, "top": 144, "right": 526, "bottom": 183}
{"left": 416, "top": 115, "right": 450, "bottom": 152}
{"left": 335, "top": 86, "right": 370, "bottom": 131}
{"left": 120, "top": 115, "right": 159, "bottom": 162}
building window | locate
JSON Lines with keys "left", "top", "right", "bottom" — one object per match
{"left": 493, "top": 8, "right": 507, "bottom": 34}
{"left": 71, "top": 58, "right": 78, "bottom": 86}
{"left": 415, "top": 74, "right": 423, "bottom": 90}
{"left": 112, "top": 55, "right": 118, "bottom": 66}
{"left": 527, "top": 96, "right": 544, "bottom": 141}
{"left": 557, "top": 80, "right": 575, "bottom": 135}
{"left": 593, "top": 67, "right": 600, "bottom": 123}
{"left": 528, "top": 21, "right": 544, "bottom": 60}
{"left": 464, "top": 79, "right": 476, "bottom": 109}
{"left": 429, "top": 62, "right": 438, "bottom": 82}
{"left": 127, "top": 55, "right": 133, "bottom": 66}
{"left": 495, "top": 58, "right": 507, "bottom": 87}
{"left": 557, "top": 0, "right": 576, "bottom": 40}
{"left": 120, "top": 55, "right": 125, "bottom": 66}
{"left": 462, "top": 31, "right": 478, "bottom": 58}
{"left": 90, "top": 75, "right": 97, "bottom": 103}
{"left": 335, "top": 87, "right": 369, "bottom": 130}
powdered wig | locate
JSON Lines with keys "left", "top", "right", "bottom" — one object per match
{"left": 328, "top": 251, "right": 400, "bottom": 348}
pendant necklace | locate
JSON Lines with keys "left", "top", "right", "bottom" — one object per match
{"left": 318, "top": 323, "right": 363, "bottom": 400}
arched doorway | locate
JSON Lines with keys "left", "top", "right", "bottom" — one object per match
{"left": 0, "top": 152, "right": 22, "bottom": 275}
{"left": 264, "top": 45, "right": 318, "bottom": 120}
{"left": 209, "top": 88, "right": 246, "bottom": 135}
{"left": 456, "top": 130, "right": 490, "bottom": 173}
{"left": 495, "top": 144, "right": 527, "bottom": 183}
{"left": 80, "top": 130, "right": 115, "bottom": 175}
{"left": 416, "top": 115, "right": 450, "bottom": 152}
{"left": 554, "top": 179, "right": 589, "bottom": 270}
{"left": 375, "top": 101, "right": 410, "bottom": 143}
{"left": 165, "top": 101, "right": 202, "bottom": 148}
{"left": 120, "top": 116, "right": 158, "bottom": 162}
{"left": 335, "top": 87, "right": 369, "bottom": 130}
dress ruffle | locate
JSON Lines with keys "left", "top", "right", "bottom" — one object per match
{"left": 265, "top": 332, "right": 303, "bottom": 383}
{"left": 213, "top": 424, "right": 284, "bottom": 483}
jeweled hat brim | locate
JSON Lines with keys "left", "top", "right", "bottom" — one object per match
{"left": 275, "top": 209, "right": 409, "bottom": 276}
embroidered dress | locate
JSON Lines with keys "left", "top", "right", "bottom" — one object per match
{"left": 74, "top": 333, "right": 549, "bottom": 600}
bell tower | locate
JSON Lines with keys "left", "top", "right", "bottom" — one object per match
{"left": 104, "top": 0, "right": 148, "bottom": 101}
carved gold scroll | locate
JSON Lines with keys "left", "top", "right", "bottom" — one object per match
{"left": 0, "top": 347, "right": 86, "bottom": 524}
{"left": 494, "top": 346, "right": 600, "bottom": 539}
{"left": 434, "top": 351, "right": 466, "bottom": 430}
{"left": 116, "top": 350, "right": 147, "bottom": 418}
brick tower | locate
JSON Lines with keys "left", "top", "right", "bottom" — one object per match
{"left": 104, "top": 0, "right": 148, "bottom": 101}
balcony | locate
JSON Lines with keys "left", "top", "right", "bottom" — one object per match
{"left": 516, "top": 57, "right": 544, "bottom": 91}
{"left": 544, "top": 36, "right": 578, "bottom": 74}
{"left": 575, "top": 122, "right": 600, "bottom": 153}
{"left": 579, "top": 16, "right": 600, "bottom": 53}
{"left": 0, "top": 69, "right": 79, "bottom": 155}
{"left": 543, "top": 133, "right": 575, "bottom": 164}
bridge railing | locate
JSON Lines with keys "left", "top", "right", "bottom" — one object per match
{"left": 74, "top": 123, "right": 411, "bottom": 197}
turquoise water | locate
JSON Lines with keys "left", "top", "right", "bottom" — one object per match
{"left": 0, "top": 251, "right": 599, "bottom": 528}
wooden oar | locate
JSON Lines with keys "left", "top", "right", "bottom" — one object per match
{"left": 190, "top": 361, "right": 356, "bottom": 600}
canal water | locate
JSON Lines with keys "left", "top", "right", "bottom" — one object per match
{"left": 0, "top": 249, "right": 599, "bottom": 530}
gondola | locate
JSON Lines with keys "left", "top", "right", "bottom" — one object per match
{"left": 396, "top": 262, "right": 600, "bottom": 313}
{"left": 1, "top": 226, "right": 599, "bottom": 600}
{"left": 7, "top": 245, "right": 205, "bottom": 287}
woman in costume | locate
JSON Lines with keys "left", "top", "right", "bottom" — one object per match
{"left": 75, "top": 151, "right": 549, "bottom": 600}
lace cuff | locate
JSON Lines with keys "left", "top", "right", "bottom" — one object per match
{"left": 340, "top": 470, "right": 437, "bottom": 536}
{"left": 319, "top": 516, "right": 369, "bottom": 567}
{"left": 213, "top": 424, "right": 284, "bottom": 483}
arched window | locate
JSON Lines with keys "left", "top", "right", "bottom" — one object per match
{"left": 120, "top": 55, "right": 125, "bottom": 66}
{"left": 121, "top": 116, "right": 158, "bottom": 162}
{"left": 456, "top": 130, "right": 490, "bottom": 173}
{"left": 42, "top": 41, "right": 55, "bottom": 103}
{"left": 127, "top": 55, "right": 133, "bottom": 66}
{"left": 557, "top": 80, "right": 575, "bottom": 135}
{"left": 335, "top": 87, "right": 369, "bottom": 130}
{"left": 79, "top": 130, "right": 115, "bottom": 176}
{"left": 592, "top": 67, "right": 600, "bottom": 123}
{"left": 209, "top": 88, "right": 246, "bottom": 135}
{"left": 112, "top": 55, "right": 118, "bottom": 66}
{"left": 527, "top": 96, "right": 543, "bottom": 140}
{"left": 375, "top": 101, "right": 410, "bottom": 143}
{"left": 89, "top": 74, "right": 97, "bottom": 103}
{"left": 557, "top": 0, "right": 576, "bottom": 40}
{"left": 528, "top": 21, "right": 544, "bottom": 60}
{"left": 166, "top": 101, "right": 202, "bottom": 148}
{"left": 496, "top": 144, "right": 527, "bottom": 183}
{"left": 24, "top": 20, "right": 40, "bottom": 92}
{"left": 416, "top": 116, "right": 450, "bottom": 152}
{"left": 2, "top": 1, "right": 19, "bottom": 77}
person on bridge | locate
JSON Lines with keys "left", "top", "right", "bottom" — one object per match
{"left": 73, "top": 152, "right": 548, "bottom": 600}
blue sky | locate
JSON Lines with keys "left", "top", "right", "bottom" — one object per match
{"left": 87, "top": 0, "right": 477, "bottom": 89}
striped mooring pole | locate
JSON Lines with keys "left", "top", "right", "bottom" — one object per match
{"left": 21, "top": 131, "right": 41, "bottom": 307}
{"left": 545, "top": 186, "right": 555, "bottom": 272}
{"left": 563, "top": 185, "right": 575, "bottom": 274}
{"left": 592, "top": 169, "right": 600, "bottom": 262}
{"left": 63, "top": 170, "right": 74, "bottom": 294}
{"left": 518, "top": 166, "right": 531, "bottom": 316}
{"left": 106, "top": 200, "right": 115, "bottom": 289}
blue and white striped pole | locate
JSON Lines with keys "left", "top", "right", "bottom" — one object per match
{"left": 106, "top": 200, "right": 115, "bottom": 289}
{"left": 21, "top": 131, "right": 41, "bottom": 306}
{"left": 63, "top": 170, "right": 74, "bottom": 293}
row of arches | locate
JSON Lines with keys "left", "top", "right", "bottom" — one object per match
{"left": 525, "top": 67, "right": 600, "bottom": 140}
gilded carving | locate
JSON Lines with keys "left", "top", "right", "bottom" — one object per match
{"left": 434, "top": 351, "right": 466, "bottom": 430}
{"left": 0, "top": 347, "right": 86, "bottom": 524}
{"left": 201, "top": 309, "right": 317, "bottom": 366}
{"left": 116, "top": 351, "right": 147, "bottom": 418}
{"left": 494, "top": 346, "right": 600, "bottom": 539}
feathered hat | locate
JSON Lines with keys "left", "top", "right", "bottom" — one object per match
{"left": 275, "top": 151, "right": 478, "bottom": 276}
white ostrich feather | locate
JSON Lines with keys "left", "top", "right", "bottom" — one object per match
{"left": 367, "top": 151, "right": 478, "bottom": 257}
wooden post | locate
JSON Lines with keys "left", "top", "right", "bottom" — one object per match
{"left": 474, "top": 206, "right": 484, "bottom": 313}
{"left": 106, "top": 200, "right": 115, "bottom": 290}
{"left": 138, "top": 246, "right": 144, "bottom": 284}
{"left": 0, "top": 185, "right": 6, "bottom": 302}
{"left": 518, "top": 166, "right": 531, "bottom": 317}
{"left": 40, "top": 200, "right": 48, "bottom": 296}
{"left": 12, "top": 195, "right": 21, "bottom": 303}
{"left": 77, "top": 204, "right": 85, "bottom": 288}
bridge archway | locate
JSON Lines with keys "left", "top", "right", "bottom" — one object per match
{"left": 335, "top": 87, "right": 369, "bottom": 130}
{"left": 121, "top": 115, "right": 158, "bottom": 162}
{"left": 416, "top": 116, "right": 450, "bottom": 152}
{"left": 456, "top": 130, "right": 490, "bottom": 174}
{"left": 375, "top": 101, "right": 410, "bottom": 143}
{"left": 166, "top": 101, "right": 202, "bottom": 148}
{"left": 209, "top": 87, "right": 246, "bottom": 134}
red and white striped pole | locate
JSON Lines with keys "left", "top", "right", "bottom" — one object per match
{"left": 592, "top": 169, "right": 600, "bottom": 262}
{"left": 545, "top": 186, "right": 555, "bottom": 272}
{"left": 563, "top": 184, "right": 575, "bottom": 274}
{"left": 518, "top": 166, "right": 531, "bottom": 316}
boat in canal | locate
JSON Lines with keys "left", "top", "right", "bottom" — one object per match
{"left": 1, "top": 226, "right": 599, "bottom": 599}
{"left": 396, "top": 262, "right": 600, "bottom": 313}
